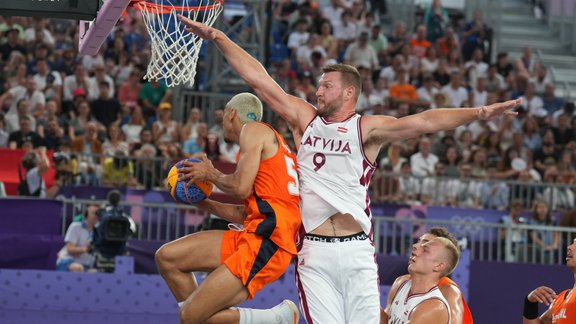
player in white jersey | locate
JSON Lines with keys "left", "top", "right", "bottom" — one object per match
{"left": 383, "top": 237, "right": 460, "bottom": 324}
{"left": 179, "top": 16, "right": 521, "bottom": 324}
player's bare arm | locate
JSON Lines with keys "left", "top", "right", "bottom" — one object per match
{"left": 195, "top": 199, "right": 246, "bottom": 224}
{"left": 178, "top": 16, "right": 316, "bottom": 130}
{"left": 440, "top": 282, "right": 464, "bottom": 324}
{"left": 382, "top": 275, "right": 411, "bottom": 323}
{"left": 523, "top": 286, "right": 557, "bottom": 324}
{"left": 363, "top": 98, "right": 521, "bottom": 146}
{"left": 407, "top": 299, "right": 449, "bottom": 324}
{"left": 179, "top": 123, "right": 267, "bottom": 199}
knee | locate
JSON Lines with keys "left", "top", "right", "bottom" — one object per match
{"left": 68, "top": 263, "right": 85, "bottom": 272}
{"left": 179, "top": 305, "right": 201, "bottom": 324}
{"left": 155, "top": 244, "right": 173, "bottom": 269}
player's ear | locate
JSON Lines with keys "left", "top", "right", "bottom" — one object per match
{"left": 433, "top": 261, "right": 445, "bottom": 274}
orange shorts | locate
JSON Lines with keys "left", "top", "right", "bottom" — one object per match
{"left": 221, "top": 230, "right": 294, "bottom": 299}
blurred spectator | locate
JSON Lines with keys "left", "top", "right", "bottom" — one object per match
{"left": 8, "top": 115, "right": 42, "bottom": 149}
{"left": 33, "top": 58, "right": 62, "bottom": 103}
{"left": 479, "top": 166, "right": 510, "bottom": 210}
{"left": 88, "top": 64, "right": 115, "bottom": 101}
{"left": 433, "top": 59, "right": 451, "bottom": 86}
{"left": 410, "top": 136, "right": 439, "bottom": 177}
{"left": 515, "top": 47, "right": 538, "bottom": 84}
{"left": 421, "top": 162, "right": 453, "bottom": 206}
{"left": 465, "top": 48, "right": 488, "bottom": 88}
{"left": 102, "top": 151, "right": 137, "bottom": 187}
{"left": 5, "top": 98, "right": 36, "bottom": 133}
{"left": 529, "top": 199, "right": 559, "bottom": 263}
{"left": 68, "top": 100, "right": 104, "bottom": 140}
{"left": 0, "top": 112, "right": 7, "bottom": 147}
{"left": 379, "top": 54, "right": 405, "bottom": 86}
{"left": 500, "top": 200, "right": 528, "bottom": 262}
{"left": 552, "top": 102, "right": 575, "bottom": 127}
{"left": 183, "top": 122, "right": 208, "bottom": 157}
{"left": 134, "top": 143, "right": 158, "bottom": 190}
{"left": 102, "top": 124, "right": 129, "bottom": 156}
{"left": 54, "top": 48, "right": 76, "bottom": 76}
{"left": 0, "top": 76, "right": 45, "bottom": 117}
{"left": 495, "top": 52, "right": 514, "bottom": 79}
{"left": 398, "top": 162, "right": 420, "bottom": 204}
{"left": 441, "top": 72, "right": 468, "bottom": 107}
{"left": 121, "top": 105, "right": 146, "bottom": 146}
{"left": 531, "top": 64, "right": 551, "bottom": 95}
{"left": 24, "top": 18, "right": 54, "bottom": 46}
{"left": 139, "top": 79, "right": 172, "bottom": 120}
{"left": 0, "top": 28, "right": 26, "bottom": 62}
{"left": 437, "top": 26, "right": 459, "bottom": 57}
{"left": 485, "top": 64, "right": 507, "bottom": 96}
{"left": 62, "top": 64, "right": 92, "bottom": 103}
{"left": 344, "top": 31, "right": 379, "bottom": 71}
{"left": 446, "top": 49, "right": 463, "bottom": 74}
{"left": 219, "top": 139, "right": 240, "bottom": 164}
{"left": 318, "top": 20, "right": 339, "bottom": 60}
{"left": 470, "top": 76, "right": 488, "bottom": 108}
{"left": 91, "top": 81, "right": 121, "bottom": 128}
{"left": 522, "top": 116, "right": 542, "bottom": 151}
{"left": 334, "top": 10, "right": 358, "bottom": 48}
{"left": 181, "top": 107, "right": 202, "bottom": 142}
{"left": 552, "top": 113, "right": 574, "bottom": 147}
{"left": 387, "top": 21, "right": 409, "bottom": 57}
{"left": 152, "top": 102, "right": 180, "bottom": 145}
{"left": 423, "top": 0, "right": 449, "bottom": 43}
{"left": 389, "top": 68, "right": 419, "bottom": 108}
{"left": 208, "top": 108, "right": 224, "bottom": 142}
{"left": 542, "top": 83, "right": 564, "bottom": 117}
{"left": 368, "top": 24, "right": 387, "bottom": 64}
{"left": 470, "top": 148, "right": 488, "bottom": 178}
{"left": 521, "top": 82, "right": 546, "bottom": 118}
{"left": 296, "top": 34, "right": 326, "bottom": 69}
{"left": 446, "top": 162, "right": 481, "bottom": 208}
{"left": 38, "top": 118, "right": 65, "bottom": 151}
{"left": 204, "top": 132, "right": 222, "bottom": 161}
{"left": 56, "top": 204, "right": 98, "bottom": 272}
{"left": 461, "top": 9, "right": 489, "bottom": 61}
{"left": 542, "top": 171, "right": 575, "bottom": 211}
{"left": 71, "top": 121, "right": 103, "bottom": 185}
{"left": 409, "top": 24, "right": 431, "bottom": 60}
{"left": 287, "top": 19, "right": 310, "bottom": 55}
{"left": 19, "top": 148, "right": 51, "bottom": 198}
{"left": 420, "top": 47, "right": 440, "bottom": 75}
{"left": 533, "top": 129, "right": 560, "bottom": 176}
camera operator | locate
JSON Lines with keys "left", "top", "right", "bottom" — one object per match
{"left": 56, "top": 204, "right": 98, "bottom": 272}
{"left": 92, "top": 190, "right": 136, "bottom": 272}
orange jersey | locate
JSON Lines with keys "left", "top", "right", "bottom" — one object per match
{"left": 390, "top": 83, "right": 418, "bottom": 100}
{"left": 438, "top": 277, "right": 474, "bottom": 324}
{"left": 550, "top": 289, "right": 576, "bottom": 323}
{"left": 240, "top": 122, "right": 301, "bottom": 255}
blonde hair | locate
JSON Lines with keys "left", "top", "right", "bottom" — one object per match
{"left": 434, "top": 237, "right": 461, "bottom": 277}
{"left": 226, "top": 93, "right": 263, "bottom": 123}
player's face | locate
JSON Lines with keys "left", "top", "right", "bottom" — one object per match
{"left": 222, "top": 108, "right": 234, "bottom": 141}
{"left": 412, "top": 233, "right": 437, "bottom": 253}
{"left": 316, "top": 72, "right": 344, "bottom": 118}
{"left": 567, "top": 238, "right": 576, "bottom": 271}
{"left": 409, "top": 239, "right": 442, "bottom": 275}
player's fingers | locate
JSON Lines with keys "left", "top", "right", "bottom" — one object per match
{"left": 504, "top": 110, "right": 518, "bottom": 115}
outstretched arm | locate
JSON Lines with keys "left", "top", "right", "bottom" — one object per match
{"left": 365, "top": 99, "right": 521, "bottom": 143}
{"left": 178, "top": 16, "right": 316, "bottom": 130}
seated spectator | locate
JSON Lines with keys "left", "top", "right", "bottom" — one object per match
{"left": 409, "top": 24, "right": 431, "bottom": 60}
{"left": 500, "top": 200, "right": 528, "bottom": 262}
{"left": 0, "top": 112, "right": 7, "bottom": 147}
{"left": 38, "top": 118, "right": 65, "bottom": 151}
{"left": 529, "top": 199, "right": 560, "bottom": 263}
{"left": 317, "top": 20, "right": 339, "bottom": 60}
{"left": 296, "top": 34, "right": 326, "bottom": 70}
{"left": 219, "top": 139, "right": 240, "bottom": 164}
{"left": 470, "top": 76, "right": 488, "bottom": 107}
{"left": 552, "top": 101, "right": 575, "bottom": 128}
{"left": 134, "top": 143, "right": 159, "bottom": 190}
{"left": 446, "top": 49, "right": 464, "bottom": 75}
{"left": 542, "top": 171, "right": 576, "bottom": 211}
{"left": 102, "top": 124, "right": 129, "bottom": 157}
{"left": 68, "top": 99, "right": 104, "bottom": 141}
{"left": 420, "top": 46, "right": 440, "bottom": 74}
{"left": 446, "top": 162, "right": 482, "bottom": 208}
{"left": 117, "top": 70, "right": 142, "bottom": 107}
{"left": 542, "top": 83, "right": 564, "bottom": 117}
{"left": 8, "top": 115, "right": 43, "bottom": 149}
{"left": 183, "top": 122, "right": 208, "bottom": 157}
{"left": 461, "top": 9, "right": 490, "bottom": 61}
{"left": 91, "top": 81, "right": 121, "bottom": 128}
{"left": 287, "top": 19, "right": 310, "bottom": 56}
{"left": 56, "top": 204, "right": 98, "bottom": 272}
{"left": 479, "top": 166, "right": 510, "bottom": 210}
{"left": 521, "top": 82, "right": 546, "bottom": 118}
{"left": 121, "top": 105, "right": 146, "bottom": 146}
{"left": 0, "top": 28, "right": 27, "bottom": 62}
{"left": 0, "top": 76, "right": 45, "bottom": 117}
{"left": 102, "top": 151, "right": 137, "bottom": 187}
{"left": 343, "top": 31, "right": 379, "bottom": 71}
{"left": 387, "top": 20, "right": 409, "bottom": 57}
{"left": 204, "top": 132, "right": 222, "bottom": 161}
{"left": 368, "top": 24, "right": 388, "bottom": 64}
{"left": 485, "top": 64, "right": 507, "bottom": 96}
{"left": 530, "top": 64, "right": 551, "bottom": 95}
{"left": 71, "top": 122, "right": 103, "bottom": 185}
{"left": 437, "top": 26, "right": 459, "bottom": 57}
{"left": 522, "top": 116, "right": 542, "bottom": 151}
{"left": 433, "top": 58, "right": 451, "bottom": 86}
{"left": 209, "top": 108, "right": 224, "bottom": 142}
{"left": 139, "top": 79, "right": 172, "bottom": 121}
{"left": 441, "top": 72, "right": 468, "bottom": 107}
{"left": 62, "top": 65, "right": 93, "bottom": 112}
{"left": 534, "top": 129, "right": 560, "bottom": 176}
{"left": 389, "top": 68, "right": 419, "bottom": 108}
{"left": 421, "top": 162, "right": 453, "bottom": 206}
{"left": 334, "top": 10, "right": 358, "bottom": 49}
{"left": 5, "top": 98, "right": 36, "bottom": 133}
{"left": 152, "top": 102, "right": 181, "bottom": 145}
{"left": 410, "top": 136, "right": 439, "bottom": 177}
{"left": 379, "top": 54, "right": 404, "bottom": 86}
{"left": 33, "top": 58, "right": 62, "bottom": 104}
{"left": 398, "top": 162, "right": 420, "bottom": 204}
{"left": 180, "top": 107, "right": 202, "bottom": 142}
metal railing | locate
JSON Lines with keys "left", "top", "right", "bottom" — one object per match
{"left": 373, "top": 216, "right": 576, "bottom": 266}
{"left": 370, "top": 171, "right": 576, "bottom": 211}
{"left": 57, "top": 196, "right": 576, "bottom": 266}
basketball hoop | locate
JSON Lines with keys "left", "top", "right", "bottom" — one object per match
{"left": 132, "top": 0, "right": 224, "bottom": 87}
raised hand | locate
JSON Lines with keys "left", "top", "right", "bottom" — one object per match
{"left": 178, "top": 15, "right": 218, "bottom": 41}
{"left": 527, "top": 286, "right": 557, "bottom": 306}
{"left": 478, "top": 98, "right": 522, "bottom": 120}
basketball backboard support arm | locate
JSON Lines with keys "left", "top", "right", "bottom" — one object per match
{"left": 78, "top": 0, "right": 132, "bottom": 56}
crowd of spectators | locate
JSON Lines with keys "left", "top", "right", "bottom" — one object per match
{"left": 0, "top": 0, "right": 573, "bottom": 212}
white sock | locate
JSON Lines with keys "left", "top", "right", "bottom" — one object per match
{"left": 178, "top": 301, "right": 185, "bottom": 308}
{"left": 238, "top": 307, "right": 279, "bottom": 324}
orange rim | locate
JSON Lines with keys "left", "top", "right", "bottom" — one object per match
{"left": 132, "top": 0, "right": 224, "bottom": 14}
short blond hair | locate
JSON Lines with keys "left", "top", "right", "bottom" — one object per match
{"left": 434, "top": 237, "right": 461, "bottom": 277}
{"left": 226, "top": 93, "right": 263, "bottom": 123}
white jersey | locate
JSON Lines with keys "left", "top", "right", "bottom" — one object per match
{"left": 389, "top": 280, "right": 451, "bottom": 324}
{"left": 297, "top": 114, "right": 375, "bottom": 235}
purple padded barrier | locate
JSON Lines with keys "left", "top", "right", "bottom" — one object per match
{"left": 0, "top": 199, "right": 62, "bottom": 235}
{"left": 0, "top": 234, "right": 62, "bottom": 270}
{"left": 78, "top": 0, "right": 132, "bottom": 55}
{"left": 0, "top": 310, "right": 178, "bottom": 324}
{"left": 469, "top": 261, "right": 572, "bottom": 324}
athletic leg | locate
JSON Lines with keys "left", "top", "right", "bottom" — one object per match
{"left": 155, "top": 230, "right": 226, "bottom": 302}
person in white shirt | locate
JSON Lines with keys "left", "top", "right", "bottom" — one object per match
{"left": 417, "top": 74, "right": 439, "bottom": 107}
{"left": 521, "top": 82, "right": 546, "bottom": 118}
{"left": 296, "top": 34, "right": 326, "bottom": 69}
{"left": 410, "top": 136, "right": 439, "bottom": 177}
{"left": 442, "top": 72, "right": 469, "bottom": 107}
{"left": 464, "top": 48, "right": 488, "bottom": 89}
{"left": 321, "top": 0, "right": 345, "bottom": 31}
{"left": 0, "top": 77, "right": 46, "bottom": 117}
{"left": 343, "top": 31, "right": 379, "bottom": 71}
{"left": 33, "top": 58, "right": 62, "bottom": 102}
{"left": 470, "top": 76, "right": 488, "bottom": 107}
{"left": 287, "top": 19, "right": 310, "bottom": 54}
{"left": 382, "top": 236, "right": 459, "bottom": 324}
{"left": 334, "top": 11, "right": 358, "bottom": 47}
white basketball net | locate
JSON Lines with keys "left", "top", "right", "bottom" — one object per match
{"left": 136, "top": 0, "right": 224, "bottom": 87}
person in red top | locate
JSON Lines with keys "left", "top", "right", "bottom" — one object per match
{"left": 523, "top": 238, "right": 576, "bottom": 324}
{"left": 156, "top": 92, "right": 301, "bottom": 324}
{"left": 380, "top": 227, "right": 474, "bottom": 324}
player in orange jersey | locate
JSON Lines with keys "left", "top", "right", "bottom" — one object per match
{"left": 380, "top": 227, "right": 474, "bottom": 324}
{"left": 523, "top": 238, "right": 576, "bottom": 324}
{"left": 155, "top": 93, "right": 301, "bottom": 324}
